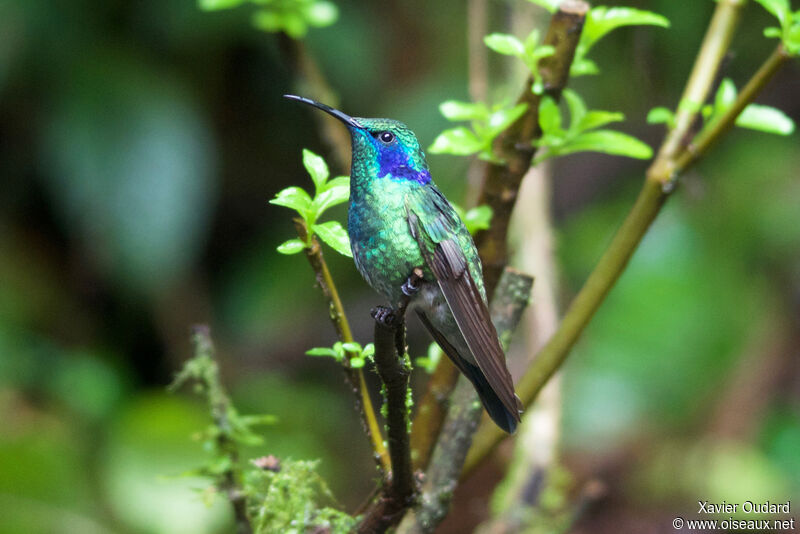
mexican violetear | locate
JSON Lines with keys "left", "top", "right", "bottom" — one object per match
{"left": 285, "top": 95, "right": 523, "bottom": 433}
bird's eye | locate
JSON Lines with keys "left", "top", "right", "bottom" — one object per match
{"left": 378, "top": 131, "right": 395, "bottom": 144}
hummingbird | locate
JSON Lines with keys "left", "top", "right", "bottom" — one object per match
{"left": 285, "top": 95, "right": 522, "bottom": 433}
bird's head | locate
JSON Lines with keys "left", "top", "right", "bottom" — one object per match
{"left": 285, "top": 95, "right": 431, "bottom": 185}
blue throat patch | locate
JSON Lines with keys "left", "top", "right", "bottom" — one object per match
{"left": 378, "top": 148, "right": 431, "bottom": 184}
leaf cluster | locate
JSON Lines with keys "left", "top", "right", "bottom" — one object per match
{"left": 648, "top": 78, "right": 796, "bottom": 136}
{"left": 755, "top": 0, "right": 800, "bottom": 55}
{"left": 199, "top": 0, "right": 338, "bottom": 38}
{"left": 306, "top": 341, "right": 375, "bottom": 369}
{"left": 534, "top": 89, "right": 653, "bottom": 164}
{"left": 271, "top": 149, "right": 352, "bottom": 257}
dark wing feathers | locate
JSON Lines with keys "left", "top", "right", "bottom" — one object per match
{"left": 406, "top": 192, "right": 521, "bottom": 422}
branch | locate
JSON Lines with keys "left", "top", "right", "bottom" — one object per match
{"left": 397, "top": 268, "right": 534, "bottom": 534}
{"left": 357, "top": 276, "right": 422, "bottom": 533}
{"left": 410, "top": 0, "right": 588, "bottom": 471}
{"left": 463, "top": 0, "right": 788, "bottom": 475}
{"left": 294, "top": 219, "right": 390, "bottom": 472}
{"left": 172, "top": 326, "right": 253, "bottom": 534}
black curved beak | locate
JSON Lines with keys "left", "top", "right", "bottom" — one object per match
{"left": 283, "top": 95, "right": 364, "bottom": 129}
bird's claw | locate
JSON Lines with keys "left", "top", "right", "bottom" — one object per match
{"left": 371, "top": 306, "right": 397, "bottom": 327}
{"left": 401, "top": 267, "right": 424, "bottom": 297}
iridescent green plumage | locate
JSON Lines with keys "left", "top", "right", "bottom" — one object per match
{"left": 285, "top": 95, "right": 522, "bottom": 433}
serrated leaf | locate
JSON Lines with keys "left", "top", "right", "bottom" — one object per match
{"left": 312, "top": 184, "right": 349, "bottom": 219}
{"left": 464, "top": 205, "right": 493, "bottom": 235}
{"left": 577, "top": 110, "right": 625, "bottom": 132}
{"left": 304, "top": 1, "right": 339, "bottom": 27}
{"left": 429, "top": 127, "right": 485, "bottom": 155}
{"left": 341, "top": 342, "right": 362, "bottom": 353}
{"left": 198, "top": 0, "right": 244, "bottom": 11}
{"left": 563, "top": 90, "right": 587, "bottom": 132}
{"left": 277, "top": 239, "right": 306, "bottom": 255}
{"left": 714, "top": 78, "right": 737, "bottom": 113}
{"left": 752, "top": 0, "right": 790, "bottom": 28}
{"left": 525, "top": 0, "right": 561, "bottom": 13}
{"left": 488, "top": 103, "right": 528, "bottom": 135}
{"left": 306, "top": 347, "right": 339, "bottom": 357}
{"left": 313, "top": 221, "right": 352, "bottom": 257}
{"left": 556, "top": 130, "right": 653, "bottom": 160}
{"left": 302, "top": 149, "right": 329, "bottom": 193}
{"left": 440, "top": 100, "right": 489, "bottom": 122}
{"left": 270, "top": 186, "right": 313, "bottom": 216}
{"left": 736, "top": 104, "right": 795, "bottom": 135}
{"left": 484, "top": 33, "right": 525, "bottom": 56}
{"left": 646, "top": 107, "right": 675, "bottom": 126}
{"left": 538, "top": 97, "right": 563, "bottom": 135}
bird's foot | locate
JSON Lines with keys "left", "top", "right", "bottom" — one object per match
{"left": 371, "top": 305, "right": 398, "bottom": 327}
{"left": 401, "top": 267, "right": 424, "bottom": 297}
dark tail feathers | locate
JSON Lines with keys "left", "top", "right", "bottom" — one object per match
{"left": 461, "top": 360, "right": 520, "bottom": 434}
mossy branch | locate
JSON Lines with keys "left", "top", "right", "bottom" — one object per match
{"left": 463, "top": 0, "right": 797, "bottom": 474}
{"left": 410, "top": 0, "right": 588, "bottom": 472}
{"left": 396, "top": 268, "right": 534, "bottom": 534}
{"left": 171, "top": 325, "right": 253, "bottom": 534}
{"left": 294, "top": 219, "right": 390, "bottom": 472}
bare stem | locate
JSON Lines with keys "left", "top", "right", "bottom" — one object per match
{"left": 294, "top": 219, "right": 390, "bottom": 472}
{"left": 410, "top": 1, "right": 588, "bottom": 470}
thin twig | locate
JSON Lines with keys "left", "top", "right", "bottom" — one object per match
{"left": 463, "top": 0, "right": 780, "bottom": 475}
{"left": 410, "top": 1, "right": 588, "bottom": 472}
{"left": 397, "top": 268, "right": 534, "bottom": 534}
{"left": 294, "top": 219, "right": 390, "bottom": 472}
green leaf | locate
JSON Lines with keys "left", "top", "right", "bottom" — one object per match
{"left": 362, "top": 344, "right": 375, "bottom": 358}
{"left": 302, "top": 149, "right": 329, "bottom": 194}
{"left": 463, "top": 205, "right": 493, "bottom": 235}
{"left": 538, "top": 97, "right": 563, "bottom": 135}
{"left": 350, "top": 357, "right": 365, "bottom": 369}
{"left": 341, "top": 342, "right": 362, "bottom": 353}
{"left": 311, "top": 184, "right": 349, "bottom": 219}
{"left": 429, "top": 127, "right": 484, "bottom": 155}
{"left": 555, "top": 129, "right": 653, "bottom": 160}
{"left": 253, "top": 10, "right": 307, "bottom": 37}
{"left": 440, "top": 100, "right": 489, "bottom": 122}
{"left": 764, "top": 26, "right": 783, "bottom": 38}
{"left": 786, "top": 22, "right": 800, "bottom": 55}
{"left": 570, "top": 57, "right": 600, "bottom": 77}
{"left": 752, "top": 0, "right": 790, "bottom": 28}
{"left": 563, "top": 90, "right": 587, "bottom": 131}
{"left": 736, "top": 104, "right": 795, "bottom": 135}
{"left": 488, "top": 103, "right": 528, "bottom": 135}
{"left": 198, "top": 0, "right": 244, "bottom": 10}
{"left": 581, "top": 7, "right": 670, "bottom": 54}
{"left": 270, "top": 186, "right": 313, "bottom": 216}
{"left": 484, "top": 33, "right": 525, "bottom": 56}
{"left": 321, "top": 176, "right": 350, "bottom": 192}
{"left": 714, "top": 78, "right": 738, "bottom": 113}
{"left": 277, "top": 239, "right": 306, "bottom": 255}
{"left": 647, "top": 107, "right": 675, "bottom": 127}
{"left": 312, "top": 221, "right": 352, "bottom": 257}
{"left": 306, "top": 347, "right": 339, "bottom": 358}
{"left": 525, "top": 0, "right": 561, "bottom": 13}
{"left": 304, "top": 1, "right": 339, "bottom": 27}
{"left": 577, "top": 110, "right": 625, "bottom": 132}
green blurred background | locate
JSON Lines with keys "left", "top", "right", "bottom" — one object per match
{"left": 1, "top": 0, "right": 798, "bottom": 532}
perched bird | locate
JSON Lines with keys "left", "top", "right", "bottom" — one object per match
{"left": 285, "top": 95, "right": 522, "bottom": 433}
